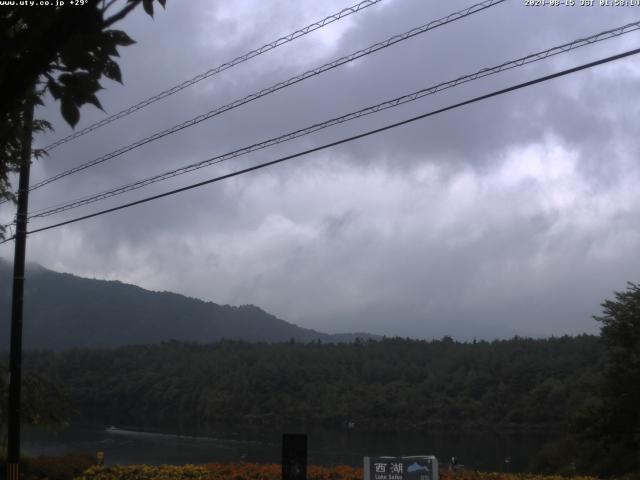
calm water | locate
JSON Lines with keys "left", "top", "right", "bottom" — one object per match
{"left": 23, "top": 423, "right": 555, "bottom": 472}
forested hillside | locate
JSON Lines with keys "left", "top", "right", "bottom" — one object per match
{"left": 25, "top": 336, "right": 603, "bottom": 431}
{"left": 0, "top": 260, "right": 374, "bottom": 348}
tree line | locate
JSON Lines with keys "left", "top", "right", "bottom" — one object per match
{"left": 23, "top": 335, "right": 602, "bottom": 431}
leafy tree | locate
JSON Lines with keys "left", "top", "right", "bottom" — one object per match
{"left": 0, "top": 0, "right": 166, "bottom": 222}
{"left": 0, "top": 363, "right": 72, "bottom": 448}
{"left": 547, "top": 283, "right": 640, "bottom": 476}
{"left": 528, "top": 283, "right": 640, "bottom": 478}
{"left": 588, "top": 282, "right": 640, "bottom": 474}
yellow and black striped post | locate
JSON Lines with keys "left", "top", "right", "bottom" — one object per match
{"left": 7, "top": 462, "right": 20, "bottom": 480}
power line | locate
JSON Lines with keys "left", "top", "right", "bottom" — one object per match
{"left": 26, "top": 0, "right": 505, "bottom": 194}
{"left": 41, "top": 0, "right": 386, "bottom": 152}
{"left": 1, "top": 46, "right": 635, "bottom": 244}
{"left": 26, "top": 20, "right": 640, "bottom": 220}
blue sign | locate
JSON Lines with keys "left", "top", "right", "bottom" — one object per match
{"left": 364, "top": 456, "right": 438, "bottom": 480}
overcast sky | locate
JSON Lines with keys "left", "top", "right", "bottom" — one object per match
{"left": 2, "top": 0, "right": 640, "bottom": 339}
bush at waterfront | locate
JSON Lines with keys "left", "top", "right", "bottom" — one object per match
{"left": 72, "top": 464, "right": 602, "bottom": 480}
{"left": 0, "top": 454, "right": 95, "bottom": 480}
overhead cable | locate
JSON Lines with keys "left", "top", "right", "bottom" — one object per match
{"left": 0, "top": 46, "right": 634, "bottom": 244}
{"left": 41, "top": 0, "right": 386, "bottom": 152}
{"left": 27, "top": 20, "right": 640, "bottom": 220}
{"left": 26, "top": 0, "right": 506, "bottom": 193}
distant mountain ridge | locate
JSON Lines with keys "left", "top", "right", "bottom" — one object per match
{"left": 0, "top": 260, "right": 377, "bottom": 350}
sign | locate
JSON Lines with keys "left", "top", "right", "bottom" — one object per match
{"left": 96, "top": 451, "right": 104, "bottom": 465}
{"left": 364, "top": 456, "right": 438, "bottom": 480}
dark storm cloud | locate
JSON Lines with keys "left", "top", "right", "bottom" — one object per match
{"left": 3, "top": 0, "right": 640, "bottom": 338}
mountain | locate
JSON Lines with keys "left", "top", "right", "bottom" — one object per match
{"left": 0, "top": 260, "right": 377, "bottom": 350}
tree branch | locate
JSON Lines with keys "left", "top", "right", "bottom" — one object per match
{"left": 101, "top": 0, "right": 120, "bottom": 14}
{"left": 103, "top": 0, "right": 140, "bottom": 27}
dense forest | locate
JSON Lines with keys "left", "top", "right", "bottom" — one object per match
{"left": 24, "top": 335, "right": 603, "bottom": 431}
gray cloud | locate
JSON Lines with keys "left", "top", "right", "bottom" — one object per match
{"left": 2, "top": 0, "right": 640, "bottom": 339}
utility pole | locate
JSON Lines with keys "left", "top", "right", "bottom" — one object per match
{"left": 6, "top": 98, "right": 34, "bottom": 480}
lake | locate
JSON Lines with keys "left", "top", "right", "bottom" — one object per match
{"left": 23, "top": 423, "right": 555, "bottom": 472}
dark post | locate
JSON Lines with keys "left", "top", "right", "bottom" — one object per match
{"left": 7, "top": 99, "right": 34, "bottom": 480}
{"left": 282, "top": 433, "right": 307, "bottom": 480}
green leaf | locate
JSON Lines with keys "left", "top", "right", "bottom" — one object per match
{"left": 32, "top": 119, "right": 53, "bottom": 133}
{"left": 59, "top": 72, "right": 102, "bottom": 99}
{"left": 107, "top": 30, "right": 136, "bottom": 47}
{"left": 142, "top": 0, "right": 154, "bottom": 16}
{"left": 47, "top": 80, "right": 62, "bottom": 100}
{"left": 86, "top": 94, "right": 104, "bottom": 111}
{"left": 60, "top": 41, "right": 94, "bottom": 70}
{"left": 60, "top": 98, "right": 80, "bottom": 127}
{"left": 103, "top": 58, "right": 122, "bottom": 83}
{"left": 98, "top": 35, "right": 120, "bottom": 57}
{"left": 58, "top": 73, "right": 77, "bottom": 87}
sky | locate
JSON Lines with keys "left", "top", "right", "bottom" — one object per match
{"left": 2, "top": 0, "right": 640, "bottom": 339}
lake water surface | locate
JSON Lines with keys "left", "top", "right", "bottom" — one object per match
{"left": 23, "top": 423, "right": 555, "bottom": 473}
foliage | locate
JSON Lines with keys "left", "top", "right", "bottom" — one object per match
{"left": 0, "top": 0, "right": 166, "bottom": 208}
{"left": 24, "top": 454, "right": 95, "bottom": 480}
{"left": 438, "top": 472, "right": 598, "bottom": 480}
{"left": 74, "top": 463, "right": 354, "bottom": 480}
{"left": 534, "top": 283, "right": 640, "bottom": 477}
{"left": 74, "top": 464, "right": 211, "bottom": 480}
{"left": 530, "top": 438, "right": 579, "bottom": 477}
{"left": 24, "top": 336, "right": 603, "bottom": 431}
{"left": 0, "top": 362, "right": 73, "bottom": 436}
{"left": 71, "top": 464, "right": 603, "bottom": 480}
{"left": 569, "top": 283, "right": 640, "bottom": 476}
{"left": 74, "top": 463, "right": 363, "bottom": 480}
{"left": 593, "top": 282, "right": 640, "bottom": 448}
{"left": 0, "top": 453, "right": 93, "bottom": 480}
